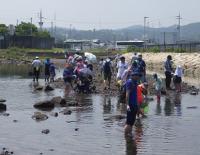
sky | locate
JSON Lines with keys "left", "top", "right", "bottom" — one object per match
{"left": 0, "top": 0, "right": 199, "bottom": 30}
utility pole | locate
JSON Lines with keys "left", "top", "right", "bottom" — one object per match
{"left": 51, "top": 21, "right": 54, "bottom": 36}
{"left": 16, "top": 19, "right": 19, "bottom": 26}
{"left": 38, "top": 10, "right": 44, "bottom": 31}
{"left": 54, "top": 13, "right": 57, "bottom": 43}
{"left": 30, "top": 17, "right": 32, "bottom": 36}
{"left": 176, "top": 13, "right": 182, "bottom": 42}
{"left": 144, "top": 16, "right": 149, "bottom": 48}
{"left": 69, "top": 24, "right": 72, "bottom": 39}
{"left": 163, "top": 32, "right": 166, "bottom": 51}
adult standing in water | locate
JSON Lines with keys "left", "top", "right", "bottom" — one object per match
{"left": 164, "top": 55, "right": 173, "bottom": 89}
{"left": 32, "top": 56, "right": 42, "bottom": 82}
{"left": 116, "top": 56, "right": 128, "bottom": 80}
{"left": 124, "top": 71, "right": 140, "bottom": 136}
{"left": 137, "top": 53, "right": 146, "bottom": 83}
{"left": 103, "top": 58, "right": 112, "bottom": 90}
{"left": 44, "top": 58, "right": 51, "bottom": 83}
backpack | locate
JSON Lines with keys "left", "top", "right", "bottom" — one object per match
{"left": 103, "top": 61, "right": 111, "bottom": 73}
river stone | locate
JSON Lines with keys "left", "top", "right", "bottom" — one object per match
{"left": 0, "top": 103, "right": 6, "bottom": 111}
{"left": 44, "top": 85, "right": 54, "bottom": 91}
{"left": 35, "top": 86, "right": 43, "bottom": 91}
{"left": 34, "top": 100, "right": 54, "bottom": 110}
{"left": 0, "top": 99, "right": 6, "bottom": 102}
{"left": 60, "top": 109, "right": 72, "bottom": 115}
{"left": 41, "top": 129, "right": 50, "bottom": 134}
{"left": 51, "top": 96, "right": 66, "bottom": 106}
{"left": 190, "top": 91, "right": 198, "bottom": 95}
{"left": 32, "top": 112, "right": 48, "bottom": 121}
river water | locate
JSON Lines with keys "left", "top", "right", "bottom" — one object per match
{"left": 0, "top": 64, "right": 200, "bottom": 155}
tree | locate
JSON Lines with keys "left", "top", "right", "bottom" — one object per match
{"left": 0, "top": 24, "right": 8, "bottom": 35}
{"left": 15, "top": 22, "right": 51, "bottom": 38}
{"left": 36, "top": 30, "right": 51, "bottom": 38}
{"left": 15, "top": 22, "right": 38, "bottom": 36}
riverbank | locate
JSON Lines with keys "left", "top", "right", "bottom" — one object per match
{"left": 124, "top": 52, "right": 200, "bottom": 79}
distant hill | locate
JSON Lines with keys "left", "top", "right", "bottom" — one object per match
{"left": 50, "top": 22, "right": 200, "bottom": 44}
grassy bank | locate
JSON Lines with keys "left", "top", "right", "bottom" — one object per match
{"left": 0, "top": 47, "right": 64, "bottom": 60}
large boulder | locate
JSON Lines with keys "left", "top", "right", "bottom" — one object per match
{"left": 0, "top": 103, "right": 6, "bottom": 111}
{"left": 51, "top": 96, "right": 66, "bottom": 107}
{"left": 34, "top": 100, "right": 54, "bottom": 110}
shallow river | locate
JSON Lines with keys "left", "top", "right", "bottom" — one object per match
{"left": 0, "top": 64, "right": 200, "bottom": 155}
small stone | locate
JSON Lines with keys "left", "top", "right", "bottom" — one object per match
{"left": 64, "top": 110, "right": 72, "bottom": 115}
{"left": 75, "top": 128, "right": 79, "bottom": 131}
{"left": 13, "top": 120, "right": 18, "bottom": 123}
{"left": 44, "top": 85, "right": 54, "bottom": 91}
{"left": 35, "top": 86, "right": 43, "bottom": 91}
{"left": 2, "top": 113, "right": 9, "bottom": 116}
{"left": 54, "top": 112, "right": 58, "bottom": 117}
{"left": 42, "top": 129, "right": 50, "bottom": 134}
{"left": 190, "top": 91, "right": 198, "bottom": 95}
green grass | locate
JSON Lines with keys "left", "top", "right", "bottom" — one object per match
{"left": 0, "top": 47, "right": 64, "bottom": 60}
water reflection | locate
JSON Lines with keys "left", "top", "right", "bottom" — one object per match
{"left": 174, "top": 93, "right": 182, "bottom": 116}
{"left": 156, "top": 103, "right": 162, "bottom": 115}
{"left": 0, "top": 64, "right": 31, "bottom": 78}
{"left": 164, "top": 92, "right": 182, "bottom": 116}
{"left": 125, "top": 121, "right": 144, "bottom": 155}
{"left": 125, "top": 136, "right": 137, "bottom": 155}
{"left": 103, "top": 96, "right": 112, "bottom": 114}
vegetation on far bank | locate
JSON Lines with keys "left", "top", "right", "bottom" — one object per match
{"left": 0, "top": 47, "right": 64, "bottom": 60}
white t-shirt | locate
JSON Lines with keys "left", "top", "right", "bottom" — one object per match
{"left": 117, "top": 61, "right": 128, "bottom": 79}
{"left": 174, "top": 66, "right": 183, "bottom": 77}
{"left": 32, "top": 59, "right": 42, "bottom": 68}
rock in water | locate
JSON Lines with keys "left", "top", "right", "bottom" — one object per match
{"left": 35, "top": 86, "right": 43, "bottom": 91}
{"left": 0, "top": 103, "right": 6, "bottom": 111}
{"left": 51, "top": 96, "right": 66, "bottom": 106}
{"left": 34, "top": 100, "right": 54, "bottom": 110}
{"left": 32, "top": 112, "right": 48, "bottom": 121}
{"left": 0, "top": 99, "right": 6, "bottom": 102}
{"left": 41, "top": 129, "right": 50, "bottom": 134}
{"left": 44, "top": 85, "right": 54, "bottom": 91}
{"left": 190, "top": 91, "right": 198, "bottom": 95}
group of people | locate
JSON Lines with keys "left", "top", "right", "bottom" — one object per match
{"left": 31, "top": 56, "right": 56, "bottom": 83}
{"left": 99, "top": 53, "right": 183, "bottom": 136}
{"left": 31, "top": 52, "right": 183, "bottom": 136}
{"left": 63, "top": 53, "right": 94, "bottom": 93}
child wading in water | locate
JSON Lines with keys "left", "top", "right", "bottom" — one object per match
{"left": 153, "top": 74, "right": 162, "bottom": 103}
{"left": 173, "top": 65, "right": 183, "bottom": 92}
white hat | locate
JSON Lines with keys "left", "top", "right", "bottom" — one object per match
{"left": 35, "top": 56, "right": 39, "bottom": 59}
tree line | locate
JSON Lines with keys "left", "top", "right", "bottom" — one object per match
{"left": 0, "top": 22, "right": 51, "bottom": 38}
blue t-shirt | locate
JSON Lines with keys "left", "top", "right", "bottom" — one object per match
{"left": 126, "top": 79, "right": 138, "bottom": 107}
{"left": 137, "top": 59, "right": 146, "bottom": 73}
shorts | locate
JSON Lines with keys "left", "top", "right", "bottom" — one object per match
{"left": 126, "top": 106, "right": 138, "bottom": 126}
{"left": 104, "top": 72, "right": 112, "bottom": 81}
{"left": 64, "top": 77, "right": 72, "bottom": 83}
{"left": 173, "top": 76, "right": 182, "bottom": 84}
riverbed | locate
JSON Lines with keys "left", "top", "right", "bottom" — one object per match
{"left": 0, "top": 64, "right": 200, "bottom": 155}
